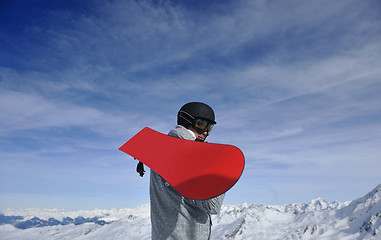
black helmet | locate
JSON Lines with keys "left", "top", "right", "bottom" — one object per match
{"left": 177, "top": 102, "right": 216, "bottom": 128}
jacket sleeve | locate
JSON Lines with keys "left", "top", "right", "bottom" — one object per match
{"left": 184, "top": 193, "right": 225, "bottom": 215}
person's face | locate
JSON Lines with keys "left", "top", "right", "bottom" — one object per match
{"left": 188, "top": 119, "right": 214, "bottom": 141}
{"left": 189, "top": 126, "right": 208, "bottom": 142}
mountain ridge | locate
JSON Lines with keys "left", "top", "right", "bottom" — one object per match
{"left": 0, "top": 184, "right": 380, "bottom": 240}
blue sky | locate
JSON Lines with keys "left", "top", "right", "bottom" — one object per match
{"left": 1, "top": 0, "right": 380, "bottom": 210}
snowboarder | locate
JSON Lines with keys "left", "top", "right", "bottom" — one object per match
{"left": 150, "top": 102, "right": 225, "bottom": 240}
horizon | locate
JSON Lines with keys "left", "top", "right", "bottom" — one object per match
{"left": 1, "top": 0, "right": 381, "bottom": 210}
{"left": 2, "top": 183, "right": 381, "bottom": 212}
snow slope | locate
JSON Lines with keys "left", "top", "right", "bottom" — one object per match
{"left": 1, "top": 184, "right": 380, "bottom": 240}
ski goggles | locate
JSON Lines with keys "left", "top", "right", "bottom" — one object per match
{"left": 193, "top": 118, "right": 215, "bottom": 134}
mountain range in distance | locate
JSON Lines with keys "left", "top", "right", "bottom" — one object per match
{"left": 0, "top": 184, "right": 380, "bottom": 240}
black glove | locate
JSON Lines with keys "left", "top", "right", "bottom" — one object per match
{"left": 136, "top": 160, "right": 145, "bottom": 177}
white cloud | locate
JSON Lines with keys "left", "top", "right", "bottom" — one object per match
{"left": 0, "top": 88, "right": 149, "bottom": 139}
{"left": 0, "top": 90, "right": 98, "bottom": 130}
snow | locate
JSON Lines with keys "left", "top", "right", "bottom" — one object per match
{"left": 1, "top": 184, "right": 380, "bottom": 240}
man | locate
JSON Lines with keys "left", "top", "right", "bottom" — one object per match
{"left": 150, "top": 102, "right": 225, "bottom": 240}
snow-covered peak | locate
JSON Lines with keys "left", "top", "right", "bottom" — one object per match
{"left": 302, "top": 197, "right": 347, "bottom": 212}
{"left": 348, "top": 184, "right": 381, "bottom": 213}
{"left": 336, "top": 184, "right": 381, "bottom": 218}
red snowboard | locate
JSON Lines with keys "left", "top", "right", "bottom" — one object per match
{"left": 119, "top": 127, "right": 245, "bottom": 200}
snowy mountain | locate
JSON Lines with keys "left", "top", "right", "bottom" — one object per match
{"left": 1, "top": 184, "right": 380, "bottom": 240}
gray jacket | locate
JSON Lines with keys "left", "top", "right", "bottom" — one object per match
{"left": 150, "top": 125, "right": 225, "bottom": 240}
